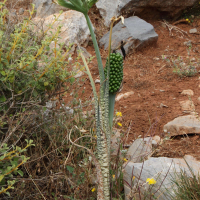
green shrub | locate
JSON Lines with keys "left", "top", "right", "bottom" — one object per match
{"left": 0, "top": 140, "right": 34, "bottom": 196}
{"left": 162, "top": 55, "right": 198, "bottom": 77}
{"left": 0, "top": 4, "right": 74, "bottom": 112}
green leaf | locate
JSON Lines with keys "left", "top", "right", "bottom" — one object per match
{"left": 44, "top": 81, "right": 49, "bottom": 86}
{"left": 0, "top": 175, "right": 4, "bottom": 182}
{"left": 17, "top": 170, "right": 24, "bottom": 177}
{"left": 70, "top": 77, "right": 75, "bottom": 83}
{"left": 0, "top": 71, "right": 6, "bottom": 76}
{"left": 66, "top": 166, "right": 74, "bottom": 174}
{"left": 0, "top": 95, "right": 6, "bottom": 103}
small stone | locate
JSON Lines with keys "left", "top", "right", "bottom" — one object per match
{"left": 74, "top": 71, "right": 84, "bottom": 78}
{"left": 183, "top": 40, "right": 192, "bottom": 47}
{"left": 191, "top": 57, "right": 196, "bottom": 62}
{"left": 160, "top": 103, "right": 168, "bottom": 108}
{"left": 181, "top": 89, "right": 194, "bottom": 96}
{"left": 189, "top": 28, "right": 198, "bottom": 34}
{"left": 95, "top": 79, "right": 100, "bottom": 83}
{"left": 198, "top": 97, "right": 200, "bottom": 102}
{"left": 179, "top": 100, "right": 195, "bottom": 112}
{"left": 153, "top": 135, "right": 162, "bottom": 145}
{"left": 153, "top": 57, "right": 160, "bottom": 61}
{"left": 116, "top": 91, "right": 134, "bottom": 101}
{"left": 173, "top": 98, "right": 176, "bottom": 100}
{"left": 160, "top": 90, "right": 165, "bottom": 92}
{"left": 18, "top": 8, "right": 24, "bottom": 15}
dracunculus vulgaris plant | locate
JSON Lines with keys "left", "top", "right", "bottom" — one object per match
{"left": 53, "top": 0, "right": 124, "bottom": 199}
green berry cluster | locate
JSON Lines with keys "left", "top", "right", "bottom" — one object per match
{"left": 104, "top": 52, "right": 123, "bottom": 94}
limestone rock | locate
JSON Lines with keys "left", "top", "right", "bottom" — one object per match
{"left": 111, "top": 129, "right": 121, "bottom": 156}
{"left": 126, "top": 138, "right": 152, "bottom": 163}
{"left": 116, "top": 91, "right": 134, "bottom": 101}
{"left": 179, "top": 100, "right": 195, "bottom": 112}
{"left": 32, "top": 10, "right": 92, "bottom": 47}
{"left": 33, "top": 0, "right": 68, "bottom": 18}
{"left": 189, "top": 28, "right": 198, "bottom": 34}
{"left": 181, "top": 89, "right": 194, "bottom": 96}
{"left": 99, "top": 16, "right": 158, "bottom": 55}
{"left": 163, "top": 115, "right": 200, "bottom": 136}
{"left": 124, "top": 155, "right": 200, "bottom": 200}
{"left": 96, "top": 0, "right": 197, "bottom": 27}
{"left": 153, "top": 135, "right": 162, "bottom": 145}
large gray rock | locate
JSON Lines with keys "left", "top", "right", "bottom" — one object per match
{"left": 163, "top": 115, "right": 200, "bottom": 136}
{"left": 32, "top": 10, "right": 92, "bottom": 47}
{"left": 124, "top": 155, "right": 200, "bottom": 200}
{"left": 99, "top": 16, "right": 158, "bottom": 55}
{"left": 96, "top": 0, "right": 198, "bottom": 27}
{"left": 126, "top": 138, "right": 152, "bottom": 163}
{"left": 33, "top": 0, "right": 68, "bottom": 18}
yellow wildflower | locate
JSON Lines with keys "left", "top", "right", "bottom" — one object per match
{"left": 146, "top": 178, "right": 156, "bottom": 185}
{"left": 132, "top": 176, "right": 135, "bottom": 181}
{"left": 91, "top": 188, "right": 96, "bottom": 192}
{"left": 123, "top": 158, "right": 128, "bottom": 162}
{"left": 116, "top": 112, "right": 122, "bottom": 117}
{"left": 94, "top": 135, "right": 97, "bottom": 138}
{"left": 186, "top": 18, "right": 189, "bottom": 21}
{"left": 117, "top": 122, "right": 122, "bottom": 127}
{"left": 112, "top": 174, "right": 115, "bottom": 179}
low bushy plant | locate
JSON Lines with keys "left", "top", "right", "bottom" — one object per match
{"left": 0, "top": 3, "right": 74, "bottom": 112}
{"left": 162, "top": 55, "right": 198, "bottom": 77}
{"left": 0, "top": 140, "right": 34, "bottom": 196}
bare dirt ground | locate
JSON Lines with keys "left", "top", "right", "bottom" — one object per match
{"left": 86, "top": 7, "right": 200, "bottom": 161}
{"left": 4, "top": 1, "right": 200, "bottom": 161}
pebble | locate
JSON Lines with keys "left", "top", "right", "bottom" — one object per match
{"left": 160, "top": 103, "right": 168, "bottom": 108}
{"left": 183, "top": 40, "right": 192, "bottom": 47}
{"left": 95, "top": 79, "right": 100, "bottom": 83}
{"left": 181, "top": 89, "right": 194, "bottom": 96}
{"left": 189, "top": 28, "right": 198, "bottom": 34}
{"left": 18, "top": 8, "right": 24, "bottom": 15}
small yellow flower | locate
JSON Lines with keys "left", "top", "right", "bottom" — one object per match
{"left": 112, "top": 174, "right": 115, "bottom": 179}
{"left": 117, "top": 122, "right": 122, "bottom": 127}
{"left": 94, "top": 135, "right": 97, "bottom": 138}
{"left": 116, "top": 112, "right": 122, "bottom": 117}
{"left": 146, "top": 178, "right": 156, "bottom": 185}
{"left": 91, "top": 188, "right": 96, "bottom": 192}
{"left": 132, "top": 176, "right": 135, "bottom": 181}
{"left": 123, "top": 158, "right": 128, "bottom": 162}
{"left": 186, "top": 18, "right": 189, "bottom": 21}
